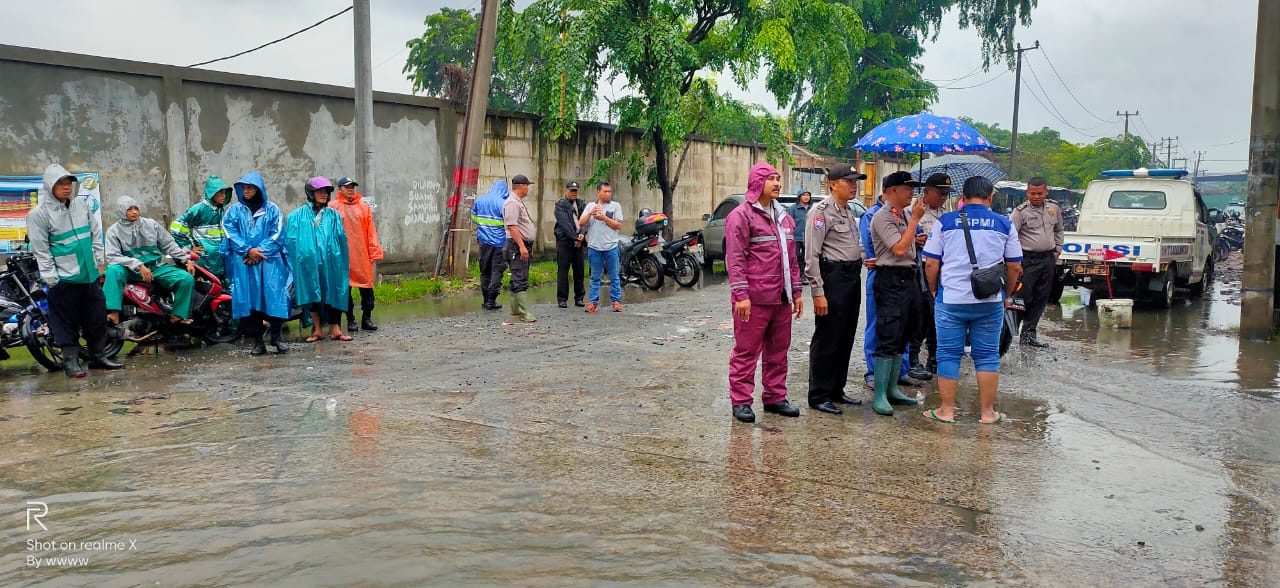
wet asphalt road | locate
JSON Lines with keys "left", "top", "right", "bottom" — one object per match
{"left": 1, "top": 269, "right": 1278, "bottom": 586}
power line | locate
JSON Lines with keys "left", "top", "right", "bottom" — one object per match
{"left": 187, "top": 6, "right": 354, "bottom": 68}
{"left": 1037, "top": 48, "right": 1118, "bottom": 124}
{"left": 1023, "top": 57, "right": 1114, "bottom": 133}
{"left": 1020, "top": 80, "right": 1103, "bottom": 139}
{"left": 863, "top": 68, "right": 1009, "bottom": 93}
{"left": 1135, "top": 113, "right": 1158, "bottom": 142}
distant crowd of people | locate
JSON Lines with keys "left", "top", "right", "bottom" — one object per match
{"left": 28, "top": 164, "right": 383, "bottom": 378}
{"left": 724, "top": 162, "right": 1063, "bottom": 425}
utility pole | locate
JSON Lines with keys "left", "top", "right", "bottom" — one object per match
{"left": 1241, "top": 0, "right": 1280, "bottom": 339}
{"left": 435, "top": 0, "right": 501, "bottom": 277}
{"left": 1008, "top": 41, "right": 1040, "bottom": 179}
{"left": 1116, "top": 110, "right": 1138, "bottom": 139}
{"left": 354, "top": 0, "right": 375, "bottom": 203}
{"left": 1160, "top": 136, "right": 1178, "bottom": 168}
{"left": 1192, "top": 150, "right": 1206, "bottom": 178}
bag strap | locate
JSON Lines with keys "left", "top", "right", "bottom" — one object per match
{"left": 958, "top": 212, "right": 980, "bottom": 270}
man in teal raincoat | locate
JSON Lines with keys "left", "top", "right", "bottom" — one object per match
{"left": 222, "top": 170, "right": 291, "bottom": 356}
{"left": 286, "top": 177, "right": 351, "bottom": 343}
{"left": 171, "top": 175, "right": 231, "bottom": 280}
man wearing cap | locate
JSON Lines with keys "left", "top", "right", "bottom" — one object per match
{"left": 330, "top": 176, "right": 384, "bottom": 332}
{"left": 867, "top": 171, "right": 926, "bottom": 416}
{"left": 907, "top": 173, "right": 952, "bottom": 379}
{"left": 804, "top": 164, "right": 866, "bottom": 415}
{"left": 553, "top": 181, "right": 587, "bottom": 308}
{"left": 858, "top": 184, "right": 916, "bottom": 389}
{"left": 504, "top": 174, "right": 537, "bottom": 323}
{"left": 1010, "top": 177, "right": 1063, "bottom": 348}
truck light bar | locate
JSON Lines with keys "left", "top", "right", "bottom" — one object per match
{"left": 1100, "top": 168, "right": 1189, "bottom": 179}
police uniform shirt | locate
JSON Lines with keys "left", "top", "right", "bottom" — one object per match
{"left": 915, "top": 202, "right": 945, "bottom": 237}
{"left": 1010, "top": 200, "right": 1064, "bottom": 253}
{"left": 870, "top": 206, "right": 916, "bottom": 267}
{"left": 803, "top": 198, "right": 862, "bottom": 297}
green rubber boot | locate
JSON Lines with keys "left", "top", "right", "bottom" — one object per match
{"left": 510, "top": 291, "right": 521, "bottom": 317}
{"left": 887, "top": 356, "right": 918, "bottom": 406}
{"left": 514, "top": 292, "right": 537, "bottom": 323}
{"left": 872, "top": 357, "right": 895, "bottom": 416}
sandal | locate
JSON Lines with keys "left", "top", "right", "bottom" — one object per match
{"left": 923, "top": 409, "right": 956, "bottom": 424}
{"left": 331, "top": 334, "right": 354, "bottom": 342}
{"left": 585, "top": 303, "right": 597, "bottom": 314}
{"left": 979, "top": 412, "right": 1006, "bottom": 425}
{"left": 304, "top": 335, "right": 323, "bottom": 343}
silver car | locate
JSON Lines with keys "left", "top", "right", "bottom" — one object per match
{"left": 701, "top": 194, "right": 867, "bottom": 264}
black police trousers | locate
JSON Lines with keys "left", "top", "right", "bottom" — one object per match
{"left": 478, "top": 242, "right": 507, "bottom": 298}
{"left": 808, "top": 259, "right": 861, "bottom": 405}
{"left": 506, "top": 239, "right": 533, "bottom": 293}
{"left": 1020, "top": 250, "right": 1056, "bottom": 335}
{"left": 873, "top": 266, "right": 923, "bottom": 359}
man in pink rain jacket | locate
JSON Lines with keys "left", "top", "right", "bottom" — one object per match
{"left": 725, "top": 162, "right": 805, "bottom": 423}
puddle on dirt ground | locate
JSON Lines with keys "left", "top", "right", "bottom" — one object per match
{"left": 1048, "top": 283, "right": 1280, "bottom": 396}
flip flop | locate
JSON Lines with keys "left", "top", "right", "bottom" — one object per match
{"left": 331, "top": 334, "right": 354, "bottom": 342}
{"left": 923, "top": 409, "right": 956, "bottom": 424}
{"left": 304, "top": 335, "right": 323, "bottom": 343}
{"left": 979, "top": 412, "right": 1007, "bottom": 425}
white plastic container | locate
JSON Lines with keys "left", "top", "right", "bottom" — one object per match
{"left": 1097, "top": 298, "right": 1134, "bottom": 329}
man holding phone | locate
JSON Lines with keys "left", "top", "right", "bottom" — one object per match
{"left": 578, "top": 182, "right": 625, "bottom": 313}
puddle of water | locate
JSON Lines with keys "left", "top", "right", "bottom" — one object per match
{"left": 1048, "top": 283, "right": 1280, "bottom": 394}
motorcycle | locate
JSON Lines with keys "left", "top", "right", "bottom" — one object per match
{"left": 1215, "top": 220, "right": 1244, "bottom": 262}
{"left": 617, "top": 211, "right": 669, "bottom": 291}
{"left": 101, "top": 253, "right": 238, "bottom": 357}
{"left": 0, "top": 252, "right": 64, "bottom": 371}
{"left": 660, "top": 229, "right": 704, "bottom": 288}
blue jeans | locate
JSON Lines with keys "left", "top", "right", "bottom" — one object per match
{"left": 862, "top": 269, "right": 911, "bottom": 376}
{"left": 588, "top": 247, "right": 622, "bottom": 304}
{"left": 934, "top": 301, "right": 1005, "bottom": 380}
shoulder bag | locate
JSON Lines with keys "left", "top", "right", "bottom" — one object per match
{"left": 959, "top": 212, "right": 1006, "bottom": 299}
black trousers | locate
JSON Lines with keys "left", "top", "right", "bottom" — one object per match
{"left": 795, "top": 243, "right": 807, "bottom": 281}
{"left": 46, "top": 282, "right": 108, "bottom": 350}
{"left": 808, "top": 260, "right": 861, "bottom": 405}
{"left": 556, "top": 238, "right": 586, "bottom": 302}
{"left": 242, "top": 310, "right": 284, "bottom": 341}
{"left": 873, "top": 266, "right": 923, "bottom": 359}
{"left": 478, "top": 242, "right": 507, "bottom": 297}
{"left": 910, "top": 288, "right": 937, "bottom": 369}
{"left": 346, "top": 287, "right": 374, "bottom": 319}
{"left": 506, "top": 239, "right": 533, "bottom": 293}
{"left": 1021, "top": 251, "right": 1056, "bottom": 335}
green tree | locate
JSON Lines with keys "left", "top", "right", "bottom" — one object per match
{"left": 402, "top": 7, "right": 539, "bottom": 110}
{"left": 963, "top": 118, "right": 1156, "bottom": 188}
{"left": 791, "top": 0, "right": 1037, "bottom": 153}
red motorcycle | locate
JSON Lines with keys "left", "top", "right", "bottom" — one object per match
{"left": 102, "top": 254, "right": 238, "bottom": 356}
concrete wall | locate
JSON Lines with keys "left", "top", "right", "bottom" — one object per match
{"left": 0, "top": 44, "right": 778, "bottom": 272}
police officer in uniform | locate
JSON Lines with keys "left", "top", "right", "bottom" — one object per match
{"left": 1010, "top": 176, "right": 1064, "bottom": 348}
{"left": 908, "top": 173, "right": 951, "bottom": 380}
{"left": 804, "top": 164, "right": 867, "bottom": 415}
{"left": 868, "top": 171, "right": 926, "bottom": 416}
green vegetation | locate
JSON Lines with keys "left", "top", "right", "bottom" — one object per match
{"left": 373, "top": 260, "right": 559, "bottom": 304}
{"left": 963, "top": 119, "right": 1156, "bottom": 188}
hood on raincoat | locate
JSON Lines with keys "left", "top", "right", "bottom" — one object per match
{"left": 203, "top": 175, "right": 231, "bottom": 208}
{"left": 38, "top": 164, "right": 78, "bottom": 210}
{"left": 744, "top": 162, "right": 780, "bottom": 204}
{"left": 489, "top": 180, "right": 511, "bottom": 201}
{"left": 304, "top": 176, "right": 335, "bottom": 203}
{"left": 234, "top": 170, "right": 269, "bottom": 206}
{"left": 115, "top": 195, "right": 141, "bottom": 224}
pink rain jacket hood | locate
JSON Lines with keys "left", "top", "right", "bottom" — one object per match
{"left": 744, "top": 162, "right": 778, "bottom": 204}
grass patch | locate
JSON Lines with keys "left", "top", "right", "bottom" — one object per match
{"left": 373, "top": 260, "right": 559, "bottom": 304}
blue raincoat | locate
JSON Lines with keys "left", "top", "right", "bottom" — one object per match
{"left": 285, "top": 204, "right": 349, "bottom": 309}
{"left": 222, "top": 171, "right": 292, "bottom": 319}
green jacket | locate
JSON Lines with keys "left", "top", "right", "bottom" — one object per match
{"left": 171, "top": 176, "right": 229, "bottom": 277}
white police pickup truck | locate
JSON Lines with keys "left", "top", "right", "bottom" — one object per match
{"left": 1056, "top": 169, "right": 1223, "bottom": 308}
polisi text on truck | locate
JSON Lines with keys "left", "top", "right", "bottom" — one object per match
{"left": 1062, "top": 243, "right": 1142, "bottom": 256}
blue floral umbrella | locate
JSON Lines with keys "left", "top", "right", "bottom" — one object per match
{"left": 854, "top": 114, "right": 994, "bottom": 154}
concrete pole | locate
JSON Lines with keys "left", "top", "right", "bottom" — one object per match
{"left": 436, "top": 0, "right": 500, "bottom": 277}
{"left": 1241, "top": 0, "right": 1280, "bottom": 340}
{"left": 354, "top": 0, "right": 375, "bottom": 198}
{"left": 1008, "top": 41, "right": 1039, "bottom": 179}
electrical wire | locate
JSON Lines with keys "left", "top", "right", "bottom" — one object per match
{"left": 1037, "top": 48, "right": 1118, "bottom": 124}
{"left": 1135, "top": 113, "right": 1158, "bottom": 143}
{"left": 187, "top": 6, "right": 353, "bottom": 68}
{"left": 1023, "top": 58, "right": 1115, "bottom": 133}
{"left": 863, "top": 68, "right": 1009, "bottom": 93}
{"left": 1020, "top": 79, "right": 1104, "bottom": 139}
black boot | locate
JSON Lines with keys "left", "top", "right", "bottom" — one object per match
{"left": 61, "top": 346, "right": 86, "bottom": 378}
{"left": 488, "top": 292, "right": 502, "bottom": 311}
{"left": 250, "top": 335, "right": 267, "bottom": 356}
{"left": 361, "top": 312, "right": 378, "bottom": 331}
{"left": 347, "top": 314, "right": 359, "bottom": 332}
{"left": 87, "top": 339, "right": 123, "bottom": 370}
{"left": 270, "top": 335, "right": 288, "bottom": 354}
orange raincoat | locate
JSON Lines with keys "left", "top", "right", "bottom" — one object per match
{"left": 329, "top": 191, "right": 384, "bottom": 288}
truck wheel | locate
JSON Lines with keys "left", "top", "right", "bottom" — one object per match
{"left": 1154, "top": 274, "right": 1175, "bottom": 309}
{"left": 1189, "top": 258, "right": 1213, "bottom": 299}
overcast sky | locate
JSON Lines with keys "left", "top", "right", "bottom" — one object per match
{"left": 4, "top": 0, "right": 1257, "bottom": 174}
